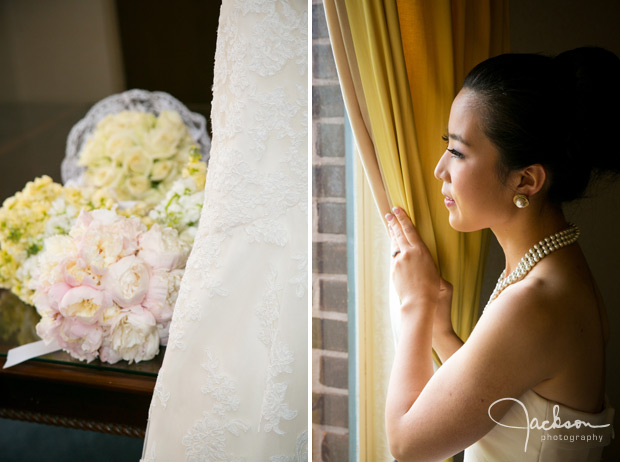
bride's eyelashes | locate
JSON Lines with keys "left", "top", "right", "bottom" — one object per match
{"left": 447, "top": 148, "right": 464, "bottom": 159}
{"left": 442, "top": 133, "right": 465, "bottom": 159}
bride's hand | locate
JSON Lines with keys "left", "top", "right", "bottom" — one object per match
{"left": 387, "top": 207, "right": 441, "bottom": 310}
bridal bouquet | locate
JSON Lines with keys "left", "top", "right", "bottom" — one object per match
{"left": 78, "top": 110, "right": 195, "bottom": 204}
{"left": 0, "top": 92, "right": 209, "bottom": 365}
{"left": 31, "top": 209, "right": 190, "bottom": 364}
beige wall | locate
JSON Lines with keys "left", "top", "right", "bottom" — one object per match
{"left": 480, "top": 1, "right": 620, "bottom": 459}
{"left": 0, "top": 0, "right": 124, "bottom": 103}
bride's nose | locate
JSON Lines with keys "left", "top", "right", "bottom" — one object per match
{"left": 434, "top": 152, "right": 449, "bottom": 182}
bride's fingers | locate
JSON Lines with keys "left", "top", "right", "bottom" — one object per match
{"left": 387, "top": 228, "right": 400, "bottom": 255}
{"left": 392, "top": 207, "right": 422, "bottom": 246}
{"left": 385, "top": 211, "right": 409, "bottom": 251}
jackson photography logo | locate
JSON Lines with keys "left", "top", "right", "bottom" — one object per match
{"left": 488, "top": 398, "right": 611, "bottom": 452}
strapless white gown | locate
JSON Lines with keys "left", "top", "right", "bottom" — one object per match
{"left": 141, "top": 0, "right": 308, "bottom": 460}
{"left": 464, "top": 389, "right": 614, "bottom": 461}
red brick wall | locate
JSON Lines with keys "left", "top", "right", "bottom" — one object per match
{"left": 312, "top": 1, "right": 350, "bottom": 460}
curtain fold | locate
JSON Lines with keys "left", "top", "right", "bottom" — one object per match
{"left": 324, "top": 0, "right": 508, "bottom": 459}
{"left": 354, "top": 149, "right": 395, "bottom": 461}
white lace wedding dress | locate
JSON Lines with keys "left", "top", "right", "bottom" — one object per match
{"left": 141, "top": 0, "right": 308, "bottom": 460}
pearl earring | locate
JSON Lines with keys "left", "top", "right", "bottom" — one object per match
{"left": 513, "top": 194, "right": 529, "bottom": 208}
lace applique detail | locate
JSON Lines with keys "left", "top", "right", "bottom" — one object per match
{"left": 182, "top": 350, "right": 250, "bottom": 461}
{"left": 289, "top": 253, "right": 307, "bottom": 298}
{"left": 142, "top": 0, "right": 307, "bottom": 458}
{"left": 166, "top": 283, "right": 192, "bottom": 351}
{"left": 147, "top": 375, "right": 170, "bottom": 421}
{"left": 257, "top": 267, "right": 284, "bottom": 345}
{"left": 256, "top": 267, "right": 298, "bottom": 434}
{"left": 166, "top": 232, "right": 229, "bottom": 351}
{"left": 261, "top": 340, "right": 297, "bottom": 434}
{"left": 269, "top": 430, "right": 308, "bottom": 462}
{"left": 208, "top": 1, "right": 308, "bottom": 238}
{"left": 153, "top": 382, "right": 171, "bottom": 409}
{"left": 183, "top": 231, "right": 229, "bottom": 296}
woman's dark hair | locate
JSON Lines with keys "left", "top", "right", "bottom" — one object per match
{"left": 462, "top": 47, "right": 620, "bottom": 204}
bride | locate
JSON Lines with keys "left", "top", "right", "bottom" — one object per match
{"left": 141, "top": 1, "right": 308, "bottom": 460}
{"left": 385, "top": 47, "right": 617, "bottom": 461}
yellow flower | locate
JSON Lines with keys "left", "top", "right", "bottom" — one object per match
{"left": 0, "top": 250, "right": 18, "bottom": 288}
{"left": 0, "top": 176, "right": 94, "bottom": 302}
{"left": 181, "top": 146, "right": 207, "bottom": 191}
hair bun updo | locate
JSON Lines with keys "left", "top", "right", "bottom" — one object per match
{"left": 463, "top": 46, "right": 620, "bottom": 204}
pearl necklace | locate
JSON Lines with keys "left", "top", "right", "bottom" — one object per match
{"left": 486, "top": 223, "right": 580, "bottom": 309}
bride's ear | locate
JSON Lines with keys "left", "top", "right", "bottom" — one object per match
{"left": 512, "top": 164, "right": 547, "bottom": 197}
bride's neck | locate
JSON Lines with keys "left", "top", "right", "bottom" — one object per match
{"left": 492, "top": 204, "right": 568, "bottom": 276}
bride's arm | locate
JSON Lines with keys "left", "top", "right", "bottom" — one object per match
{"left": 384, "top": 208, "right": 557, "bottom": 462}
{"left": 432, "top": 280, "right": 464, "bottom": 362}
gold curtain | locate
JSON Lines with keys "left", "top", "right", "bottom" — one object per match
{"left": 324, "top": 0, "right": 508, "bottom": 459}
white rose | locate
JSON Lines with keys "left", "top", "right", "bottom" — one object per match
{"left": 88, "top": 161, "right": 125, "bottom": 188}
{"left": 102, "top": 255, "right": 150, "bottom": 308}
{"left": 138, "top": 224, "right": 190, "bottom": 270}
{"left": 144, "top": 121, "right": 183, "bottom": 159}
{"left": 124, "top": 147, "right": 152, "bottom": 175}
{"left": 125, "top": 174, "right": 151, "bottom": 197}
{"left": 78, "top": 137, "right": 105, "bottom": 167}
{"left": 106, "top": 131, "right": 138, "bottom": 160}
{"left": 100, "top": 306, "right": 159, "bottom": 364}
{"left": 150, "top": 160, "right": 174, "bottom": 182}
{"left": 109, "top": 111, "right": 154, "bottom": 133}
{"left": 157, "top": 110, "right": 184, "bottom": 129}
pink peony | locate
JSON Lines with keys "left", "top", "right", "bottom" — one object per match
{"left": 99, "top": 305, "right": 159, "bottom": 364}
{"left": 141, "top": 268, "right": 183, "bottom": 325}
{"left": 58, "top": 285, "right": 109, "bottom": 325}
{"left": 56, "top": 317, "right": 104, "bottom": 363}
{"left": 61, "top": 256, "right": 101, "bottom": 288}
{"left": 32, "top": 282, "right": 71, "bottom": 317}
{"left": 31, "top": 209, "right": 188, "bottom": 364}
{"left": 138, "top": 224, "right": 189, "bottom": 270}
{"left": 72, "top": 210, "right": 146, "bottom": 271}
{"left": 102, "top": 255, "right": 150, "bottom": 308}
{"left": 35, "top": 314, "right": 62, "bottom": 345}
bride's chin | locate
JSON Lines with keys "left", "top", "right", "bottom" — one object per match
{"left": 447, "top": 215, "right": 481, "bottom": 233}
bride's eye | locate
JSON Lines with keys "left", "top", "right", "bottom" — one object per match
{"left": 442, "top": 134, "right": 464, "bottom": 158}
{"left": 447, "top": 147, "right": 464, "bottom": 159}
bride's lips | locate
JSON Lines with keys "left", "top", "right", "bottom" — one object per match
{"left": 442, "top": 189, "right": 455, "bottom": 207}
